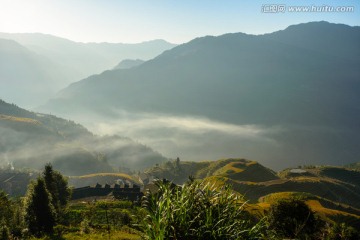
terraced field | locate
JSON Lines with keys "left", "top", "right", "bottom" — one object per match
{"left": 257, "top": 192, "right": 360, "bottom": 228}
{"left": 0, "top": 114, "right": 40, "bottom": 124}
{"left": 145, "top": 158, "right": 360, "bottom": 228}
{"left": 145, "top": 158, "right": 278, "bottom": 184}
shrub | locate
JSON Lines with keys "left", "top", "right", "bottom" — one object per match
{"left": 267, "top": 198, "right": 320, "bottom": 239}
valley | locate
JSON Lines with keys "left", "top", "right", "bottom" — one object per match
{"left": 1, "top": 13, "right": 359, "bottom": 239}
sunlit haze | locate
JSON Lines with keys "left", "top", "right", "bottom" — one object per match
{"left": 1, "top": 0, "right": 359, "bottom": 43}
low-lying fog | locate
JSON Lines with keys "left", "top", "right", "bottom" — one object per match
{"left": 70, "top": 110, "right": 357, "bottom": 170}
{"left": 2, "top": 106, "right": 358, "bottom": 171}
{"left": 92, "top": 113, "right": 282, "bottom": 160}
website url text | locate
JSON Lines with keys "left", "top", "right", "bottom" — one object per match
{"left": 261, "top": 4, "right": 355, "bottom": 13}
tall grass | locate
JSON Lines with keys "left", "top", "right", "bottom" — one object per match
{"left": 141, "top": 179, "right": 267, "bottom": 240}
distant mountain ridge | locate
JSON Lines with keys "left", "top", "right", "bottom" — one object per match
{"left": 0, "top": 38, "right": 67, "bottom": 107}
{"left": 262, "top": 21, "right": 360, "bottom": 61}
{"left": 0, "top": 33, "right": 176, "bottom": 107}
{"left": 41, "top": 21, "right": 360, "bottom": 169}
{"left": 0, "top": 32, "right": 176, "bottom": 79}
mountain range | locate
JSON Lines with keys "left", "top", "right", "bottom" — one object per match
{"left": 0, "top": 33, "right": 175, "bottom": 107}
{"left": 40, "top": 21, "right": 360, "bottom": 169}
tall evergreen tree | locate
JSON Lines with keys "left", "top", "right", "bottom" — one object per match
{"left": 43, "top": 163, "right": 71, "bottom": 220}
{"left": 24, "top": 178, "right": 56, "bottom": 236}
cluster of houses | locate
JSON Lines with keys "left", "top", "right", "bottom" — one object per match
{"left": 72, "top": 182, "right": 143, "bottom": 201}
{"left": 71, "top": 173, "right": 157, "bottom": 201}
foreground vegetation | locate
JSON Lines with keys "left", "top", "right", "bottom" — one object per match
{"left": 142, "top": 179, "right": 266, "bottom": 239}
{"left": 0, "top": 161, "right": 359, "bottom": 239}
{"left": 1, "top": 174, "right": 360, "bottom": 240}
{"left": 141, "top": 179, "right": 359, "bottom": 240}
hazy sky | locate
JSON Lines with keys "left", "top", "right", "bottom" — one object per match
{"left": 0, "top": 0, "right": 359, "bottom": 43}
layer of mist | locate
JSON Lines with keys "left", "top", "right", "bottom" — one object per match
{"left": 69, "top": 110, "right": 358, "bottom": 170}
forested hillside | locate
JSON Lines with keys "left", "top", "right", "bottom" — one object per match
{"left": 0, "top": 99, "right": 167, "bottom": 176}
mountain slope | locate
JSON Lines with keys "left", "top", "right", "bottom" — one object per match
{"left": 42, "top": 22, "right": 360, "bottom": 168}
{"left": 48, "top": 21, "right": 360, "bottom": 126}
{"left": 262, "top": 21, "right": 360, "bottom": 61}
{"left": 0, "top": 39, "right": 67, "bottom": 107}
